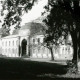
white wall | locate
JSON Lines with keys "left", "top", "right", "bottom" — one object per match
{"left": 1, "top": 37, "right": 19, "bottom": 57}
{"left": 30, "top": 34, "right": 73, "bottom": 60}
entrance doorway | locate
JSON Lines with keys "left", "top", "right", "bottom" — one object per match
{"left": 21, "top": 39, "right": 27, "bottom": 56}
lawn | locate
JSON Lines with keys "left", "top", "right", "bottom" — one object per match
{"left": 0, "top": 57, "right": 79, "bottom": 79}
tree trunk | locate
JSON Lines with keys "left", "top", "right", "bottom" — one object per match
{"left": 78, "top": 31, "right": 80, "bottom": 60}
{"left": 71, "top": 31, "right": 77, "bottom": 63}
{"left": 50, "top": 47, "right": 54, "bottom": 60}
{"left": 72, "top": 32, "right": 80, "bottom": 61}
{"left": 68, "top": 32, "right": 78, "bottom": 73}
{"left": 72, "top": 40, "right": 77, "bottom": 63}
{"left": 71, "top": 31, "right": 80, "bottom": 73}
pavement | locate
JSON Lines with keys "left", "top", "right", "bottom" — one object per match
{"left": 23, "top": 57, "right": 67, "bottom": 65}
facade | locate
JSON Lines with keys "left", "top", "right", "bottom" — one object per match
{"left": 0, "top": 22, "right": 73, "bottom": 60}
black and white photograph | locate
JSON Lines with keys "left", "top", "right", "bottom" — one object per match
{"left": 0, "top": 0, "right": 80, "bottom": 79}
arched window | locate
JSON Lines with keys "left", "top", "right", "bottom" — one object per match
{"left": 12, "top": 48, "right": 14, "bottom": 53}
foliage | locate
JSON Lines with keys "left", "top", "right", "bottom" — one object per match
{"left": 0, "top": 27, "right": 10, "bottom": 37}
{"left": 2, "top": 0, "right": 37, "bottom": 29}
{"left": 43, "top": 0, "right": 72, "bottom": 45}
{"left": 43, "top": 0, "right": 80, "bottom": 62}
{"left": 66, "top": 60, "right": 78, "bottom": 74}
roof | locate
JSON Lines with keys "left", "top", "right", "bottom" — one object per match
{"left": 2, "top": 34, "right": 19, "bottom": 39}
{"left": 12, "top": 28, "right": 19, "bottom": 35}
{"left": 12, "top": 22, "right": 47, "bottom": 35}
{"left": 20, "top": 22, "right": 47, "bottom": 36}
{"left": 20, "top": 22, "right": 47, "bottom": 30}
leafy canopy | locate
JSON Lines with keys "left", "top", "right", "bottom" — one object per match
{"left": 43, "top": 0, "right": 80, "bottom": 45}
{"left": 2, "top": 0, "right": 37, "bottom": 29}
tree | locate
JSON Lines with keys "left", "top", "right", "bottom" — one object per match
{"left": 2, "top": 0, "right": 37, "bottom": 29}
{"left": 0, "top": 27, "right": 10, "bottom": 37}
{"left": 43, "top": 0, "right": 80, "bottom": 71}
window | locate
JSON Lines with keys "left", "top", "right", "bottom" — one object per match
{"left": 38, "top": 38, "right": 40, "bottom": 44}
{"left": 12, "top": 48, "right": 14, "bottom": 53}
{"left": 38, "top": 46, "right": 40, "bottom": 52}
{"left": 33, "top": 39, "right": 35, "bottom": 44}
{"left": 9, "top": 41, "right": 10, "bottom": 46}
{"left": 13, "top": 41, "right": 14, "bottom": 46}
{"left": 6, "top": 41, "right": 7, "bottom": 46}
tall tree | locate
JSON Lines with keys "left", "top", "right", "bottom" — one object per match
{"left": 43, "top": 0, "right": 80, "bottom": 69}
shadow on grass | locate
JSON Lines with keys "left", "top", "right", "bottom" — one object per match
{"left": 0, "top": 57, "right": 68, "bottom": 79}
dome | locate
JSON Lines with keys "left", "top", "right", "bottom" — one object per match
{"left": 12, "top": 22, "right": 47, "bottom": 36}
{"left": 20, "top": 22, "right": 46, "bottom": 30}
{"left": 20, "top": 22, "right": 47, "bottom": 36}
{"left": 12, "top": 28, "right": 19, "bottom": 35}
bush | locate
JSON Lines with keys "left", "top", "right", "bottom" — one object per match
{"left": 66, "top": 60, "right": 78, "bottom": 74}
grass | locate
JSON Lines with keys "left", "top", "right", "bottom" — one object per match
{"left": 0, "top": 57, "right": 79, "bottom": 79}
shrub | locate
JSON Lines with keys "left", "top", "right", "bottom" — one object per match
{"left": 66, "top": 60, "right": 78, "bottom": 74}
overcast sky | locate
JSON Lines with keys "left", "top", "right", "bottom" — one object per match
{"left": 21, "top": 0, "right": 48, "bottom": 26}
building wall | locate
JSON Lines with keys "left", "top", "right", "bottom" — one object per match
{"left": 0, "top": 35, "right": 30, "bottom": 57}
{"left": 30, "top": 34, "right": 73, "bottom": 60}
{"left": 0, "top": 33, "right": 73, "bottom": 60}
{"left": 1, "top": 36, "right": 19, "bottom": 57}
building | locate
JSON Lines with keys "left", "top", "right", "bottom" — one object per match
{"left": 0, "top": 22, "right": 73, "bottom": 60}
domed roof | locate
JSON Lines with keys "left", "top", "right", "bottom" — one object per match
{"left": 20, "top": 22, "right": 47, "bottom": 35}
{"left": 12, "top": 22, "right": 47, "bottom": 36}
{"left": 12, "top": 28, "right": 19, "bottom": 35}
{"left": 20, "top": 22, "right": 46, "bottom": 30}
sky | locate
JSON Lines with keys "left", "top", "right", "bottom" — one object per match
{"left": 21, "top": 0, "right": 48, "bottom": 26}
